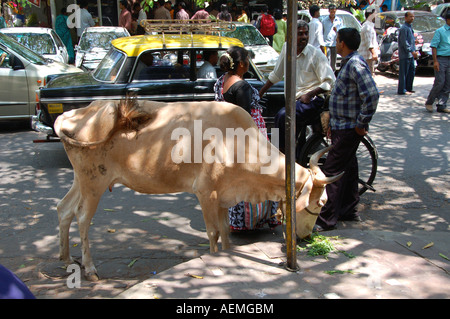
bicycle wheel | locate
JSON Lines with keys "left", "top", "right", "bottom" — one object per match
{"left": 298, "top": 133, "right": 377, "bottom": 196}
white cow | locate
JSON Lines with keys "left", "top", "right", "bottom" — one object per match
{"left": 55, "top": 97, "right": 341, "bottom": 280}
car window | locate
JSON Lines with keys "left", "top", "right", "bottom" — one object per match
{"left": 222, "top": 25, "right": 268, "bottom": 46}
{"left": 93, "top": 48, "right": 126, "bottom": 82}
{"left": 133, "top": 49, "right": 190, "bottom": 81}
{"left": 5, "top": 33, "right": 56, "bottom": 55}
{"left": 0, "top": 49, "right": 11, "bottom": 69}
{"left": 0, "top": 33, "right": 46, "bottom": 65}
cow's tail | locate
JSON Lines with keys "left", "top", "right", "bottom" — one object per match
{"left": 116, "top": 94, "right": 153, "bottom": 133}
{"left": 55, "top": 95, "right": 153, "bottom": 148}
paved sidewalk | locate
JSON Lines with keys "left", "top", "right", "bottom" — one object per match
{"left": 117, "top": 225, "right": 450, "bottom": 299}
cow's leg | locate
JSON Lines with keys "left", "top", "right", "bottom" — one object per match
{"left": 218, "top": 206, "right": 230, "bottom": 250}
{"left": 197, "top": 193, "right": 230, "bottom": 253}
{"left": 75, "top": 191, "right": 103, "bottom": 281}
{"left": 196, "top": 194, "right": 220, "bottom": 253}
{"left": 57, "top": 178, "right": 81, "bottom": 265}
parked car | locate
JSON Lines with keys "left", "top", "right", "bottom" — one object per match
{"left": 432, "top": 3, "right": 450, "bottom": 19}
{"left": 0, "top": 27, "right": 69, "bottom": 64}
{"left": 75, "top": 26, "right": 130, "bottom": 71}
{"left": 373, "top": 11, "right": 445, "bottom": 69}
{"left": 0, "top": 33, "right": 81, "bottom": 123}
{"left": 33, "top": 29, "right": 285, "bottom": 139}
{"left": 221, "top": 22, "right": 279, "bottom": 76}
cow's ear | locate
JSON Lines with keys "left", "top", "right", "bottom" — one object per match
{"left": 295, "top": 178, "right": 312, "bottom": 212}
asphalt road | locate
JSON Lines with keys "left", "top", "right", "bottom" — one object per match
{"left": 0, "top": 69, "right": 448, "bottom": 298}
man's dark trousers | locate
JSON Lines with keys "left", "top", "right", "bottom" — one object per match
{"left": 316, "top": 129, "right": 362, "bottom": 229}
{"left": 398, "top": 57, "right": 415, "bottom": 94}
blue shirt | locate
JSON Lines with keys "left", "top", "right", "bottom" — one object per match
{"left": 398, "top": 22, "right": 416, "bottom": 59}
{"left": 430, "top": 23, "right": 450, "bottom": 57}
{"left": 329, "top": 52, "right": 379, "bottom": 130}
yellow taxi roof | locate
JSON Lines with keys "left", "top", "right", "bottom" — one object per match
{"left": 111, "top": 34, "right": 244, "bottom": 57}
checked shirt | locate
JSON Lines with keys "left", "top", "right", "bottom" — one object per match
{"left": 329, "top": 51, "right": 379, "bottom": 130}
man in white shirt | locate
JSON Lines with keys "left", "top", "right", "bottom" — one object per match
{"left": 322, "top": 4, "right": 343, "bottom": 71}
{"left": 308, "top": 5, "right": 325, "bottom": 53}
{"left": 358, "top": 11, "right": 378, "bottom": 75}
{"left": 197, "top": 51, "right": 218, "bottom": 79}
{"left": 76, "top": 0, "right": 95, "bottom": 40}
{"left": 259, "top": 20, "right": 335, "bottom": 154}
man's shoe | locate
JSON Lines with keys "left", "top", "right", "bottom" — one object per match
{"left": 313, "top": 224, "right": 336, "bottom": 232}
{"left": 437, "top": 108, "right": 450, "bottom": 113}
{"left": 407, "top": 90, "right": 415, "bottom": 93}
{"left": 341, "top": 215, "right": 362, "bottom": 222}
{"left": 425, "top": 104, "right": 433, "bottom": 112}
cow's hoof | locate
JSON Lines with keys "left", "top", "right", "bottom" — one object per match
{"left": 84, "top": 271, "right": 100, "bottom": 282}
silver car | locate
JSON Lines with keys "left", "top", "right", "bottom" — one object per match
{"left": 0, "top": 27, "right": 69, "bottom": 64}
{"left": 222, "top": 22, "right": 279, "bottom": 76}
{"left": 0, "top": 33, "right": 81, "bottom": 123}
{"left": 75, "top": 26, "right": 130, "bottom": 71}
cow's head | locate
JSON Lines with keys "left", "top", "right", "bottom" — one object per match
{"left": 295, "top": 146, "right": 343, "bottom": 239}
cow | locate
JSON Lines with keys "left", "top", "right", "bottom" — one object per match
{"left": 54, "top": 97, "right": 342, "bottom": 281}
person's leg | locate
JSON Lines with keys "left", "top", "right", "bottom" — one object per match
{"left": 405, "top": 57, "right": 415, "bottom": 92}
{"left": 397, "top": 58, "right": 407, "bottom": 94}
{"left": 436, "top": 56, "right": 450, "bottom": 112}
{"left": 316, "top": 129, "right": 361, "bottom": 229}
{"left": 426, "top": 56, "right": 446, "bottom": 109}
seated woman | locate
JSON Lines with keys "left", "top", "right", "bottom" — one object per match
{"left": 214, "top": 46, "right": 279, "bottom": 231}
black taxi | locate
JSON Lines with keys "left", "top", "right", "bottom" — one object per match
{"left": 33, "top": 21, "right": 284, "bottom": 139}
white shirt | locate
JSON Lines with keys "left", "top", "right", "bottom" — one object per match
{"left": 322, "top": 15, "right": 343, "bottom": 47}
{"left": 358, "top": 20, "right": 378, "bottom": 61}
{"left": 197, "top": 61, "right": 217, "bottom": 79}
{"left": 268, "top": 43, "right": 335, "bottom": 99}
{"left": 77, "top": 8, "right": 95, "bottom": 37}
{"left": 308, "top": 17, "right": 325, "bottom": 48}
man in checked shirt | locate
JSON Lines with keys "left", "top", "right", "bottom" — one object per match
{"left": 315, "top": 28, "right": 379, "bottom": 232}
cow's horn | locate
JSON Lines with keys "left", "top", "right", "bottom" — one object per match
{"left": 309, "top": 146, "right": 344, "bottom": 186}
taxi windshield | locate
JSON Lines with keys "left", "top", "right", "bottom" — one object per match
{"left": 93, "top": 48, "right": 126, "bottom": 82}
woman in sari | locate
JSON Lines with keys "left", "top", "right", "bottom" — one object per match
{"left": 55, "top": 8, "right": 75, "bottom": 64}
{"left": 214, "top": 46, "right": 280, "bottom": 231}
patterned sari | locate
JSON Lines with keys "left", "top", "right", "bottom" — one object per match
{"left": 214, "top": 75, "right": 280, "bottom": 231}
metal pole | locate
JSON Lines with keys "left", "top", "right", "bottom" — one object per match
{"left": 284, "top": 0, "right": 299, "bottom": 272}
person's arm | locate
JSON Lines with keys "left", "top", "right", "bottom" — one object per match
{"left": 259, "top": 43, "right": 286, "bottom": 97}
{"left": 430, "top": 30, "right": 441, "bottom": 72}
{"left": 301, "top": 50, "right": 335, "bottom": 103}
{"left": 353, "top": 59, "right": 379, "bottom": 135}
{"left": 432, "top": 47, "right": 439, "bottom": 72}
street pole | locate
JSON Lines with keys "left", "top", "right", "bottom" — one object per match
{"left": 284, "top": 0, "right": 299, "bottom": 272}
